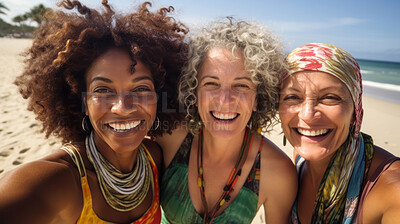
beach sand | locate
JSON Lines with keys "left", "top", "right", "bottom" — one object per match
{"left": 0, "top": 38, "right": 399, "bottom": 223}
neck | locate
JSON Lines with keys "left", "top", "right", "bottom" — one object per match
{"left": 201, "top": 128, "right": 247, "bottom": 163}
{"left": 92, "top": 132, "right": 139, "bottom": 173}
{"left": 303, "top": 156, "right": 333, "bottom": 191}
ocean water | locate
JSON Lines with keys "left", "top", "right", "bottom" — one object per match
{"left": 358, "top": 59, "right": 400, "bottom": 103}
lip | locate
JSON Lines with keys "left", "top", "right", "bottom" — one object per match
{"left": 293, "top": 127, "right": 332, "bottom": 142}
{"left": 210, "top": 111, "right": 240, "bottom": 123}
{"left": 104, "top": 120, "right": 145, "bottom": 137}
{"left": 107, "top": 120, "right": 142, "bottom": 130}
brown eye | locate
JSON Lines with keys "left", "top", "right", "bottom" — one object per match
{"left": 90, "top": 86, "right": 116, "bottom": 99}
{"left": 283, "top": 95, "right": 300, "bottom": 101}
{"left": 94, "top": 87, "right": 113, "bottom": 94}
{"left": 204, "top": 82, "right": 218, "bottom": 86}
{"left": 234, "top": 84, "right": 250, "bottom": 89}
{"left": 133, "top": 86, "right": 152, "bottom": 92}
{"left": 319, "top": 95, "right": 342, "bottom": 105}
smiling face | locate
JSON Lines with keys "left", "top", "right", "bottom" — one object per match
{"left": 279, "top": 71, "right": 354, "bottom": 163}
{"left": 196, "top": 47, "right": 257, "bottom": 138}
{"left": 85, "top": 48, "right": 157, "bottom": 154}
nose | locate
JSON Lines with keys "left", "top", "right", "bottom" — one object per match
{"left": 217, "top": 87, "right": 236, "bottom": 105}
{"left": 298, "top": 99, "right": 319, "bottom": 122}
{"left": 111, "top": 93, "right": 138, "bottom": 115}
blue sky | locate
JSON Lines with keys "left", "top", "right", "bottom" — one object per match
{"left": 2, "top": 0, "right": 400, "bottom": 62}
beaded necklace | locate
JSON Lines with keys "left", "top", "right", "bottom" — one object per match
{"left": 85, "top": 131, "right": 153, "bottom": 212}
{"left": 197, "top": 127, "right": 254, "bottom": 224}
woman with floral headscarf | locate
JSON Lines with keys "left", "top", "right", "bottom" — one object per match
{"left": 279, "top": 43, "right": 400, "bottom": 224}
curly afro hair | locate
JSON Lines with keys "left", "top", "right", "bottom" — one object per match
{"left": 14, "top": 0, "right": 188, "bottom": 143}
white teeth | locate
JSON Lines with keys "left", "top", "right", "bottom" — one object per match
{"left": 212, "top": 112, "right": 238, "bottom": 120}
{"left": 108, "top": 121, "right": 141, "bottom": 132}
{"left": 297, "top": 128, "right": 329, "bottom": 137}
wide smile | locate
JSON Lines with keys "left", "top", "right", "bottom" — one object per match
{"left": 296, "top": 128, "right": 331, "bottom": 137}
{"left": 210, "top": 111, "right": 240, "bottom": 121}
{"left": 106, "top": 120, "right": 143, "bottom": 133}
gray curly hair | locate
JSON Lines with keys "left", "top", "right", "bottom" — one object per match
{"left": 178, "top": 18, "right": 287, "bottom": 134}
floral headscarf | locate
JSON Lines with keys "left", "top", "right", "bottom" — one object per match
{"left": 285, "top": 43, "right": 363, "bottom": 137}
{"left": 286, "top": 43, "right": 374, "bottom": 224}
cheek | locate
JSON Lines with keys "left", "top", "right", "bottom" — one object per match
{"left": 278, "top": 105, "right": 291, "bottom": 123}
{"left": 148, "top": 103, "right": 157, "bottom": 117}
{"left": 87, "top": 98, "right": 108, "bottom": 113}
{"left": 197, "top": 90, "right": 210, "bottom": 108}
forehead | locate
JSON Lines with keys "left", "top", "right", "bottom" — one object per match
{"left": 282, "top": 71, "right": 348, "bottom": 90}
{"left": 86, "top": 48, "right": 152, "bottom": 81}
{"left": 199, "top": 47, "right": 249, "bottom": 79}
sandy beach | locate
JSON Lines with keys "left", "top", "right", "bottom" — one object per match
{"left": 0, "top": 38, "right": 399, "bottom": 223}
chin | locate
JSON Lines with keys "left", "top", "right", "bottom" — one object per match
{"left": 296, "top": 145, "right": 335, "bottom": 162}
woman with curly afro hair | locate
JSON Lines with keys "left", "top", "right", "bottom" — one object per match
{"left": 156, "top": 18, "right": 297, "bottom": 223}
{"left": 0, "top": 0, "right": 187, "bottom": 223}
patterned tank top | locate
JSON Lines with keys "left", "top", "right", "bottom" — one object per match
{"left": 61, "top": 143, "right": 161, "bottom": 224}
{"left": 160, "top": 134, "right": 263, "bottom": 224}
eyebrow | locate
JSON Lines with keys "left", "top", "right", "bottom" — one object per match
{"left": 319, "top": 86, "right": 345, "bottom": 92}
{"left": 234, "top": 77, "right": 252, "bottom": 81}
{"left": 281, "top": 87, "right": 302, "bottom": 93}
{"left": 90, "top": 77, "right": 112, "bottom": 84}
{"left": 89, "top": 76, "right": 154, "bottom": 85}
{"left": 199, "top": 75, "right": 252, "bottom": 82}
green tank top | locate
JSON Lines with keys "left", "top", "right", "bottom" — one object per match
{"left": 160, "top": 134, "right": 261, "bottom": 224}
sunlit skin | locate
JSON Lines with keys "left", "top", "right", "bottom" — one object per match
{"left": 279, "top": 71, "right": 354, "bottom": 167}
{"left": 85, "top": 48, "right": 157, "bottom": 172}
{"left": 0, "top": 48, "right": 163, "bottom": 224}
{"left": 279, "top": 71, "right": 355, "bottom": 223}
{"left": 279, "top": 70, "right": 400, "bottom": 224}
{"left": 157, "top": 46, "right": 297, "bottom": 224}
{"left": 197, "top": 47, "right": 257, "bottom": 140}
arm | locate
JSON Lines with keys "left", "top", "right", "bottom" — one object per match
{"left": 259, "top": 138, "right": 298, "bottom": 224}
{"left": 0, "top": 159, "right": 81, "bottom": 223}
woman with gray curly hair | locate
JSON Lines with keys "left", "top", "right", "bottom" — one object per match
{"left": 156, "top": 18, "right": 297, "bottom": 224}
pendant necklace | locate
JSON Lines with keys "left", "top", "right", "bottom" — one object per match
{"left": 197, "top": 127, "right": 254, "bottom": 223}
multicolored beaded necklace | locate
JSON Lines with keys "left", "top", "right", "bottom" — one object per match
{"left": 197, "top": 127, "right": 254, "bottom": 224}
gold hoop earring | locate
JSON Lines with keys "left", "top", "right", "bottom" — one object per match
{"left": 152, "top": 116, "right": 160, "bottom": 130}
{"left": 82, "top": 115, "right": 92, "bottom": 133}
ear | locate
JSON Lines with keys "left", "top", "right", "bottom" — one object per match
{"left": 83, "top": 94, "right": 89, "bottom": 116}
{"left": 252, "top": 97, "right": 257, "bottom": 112}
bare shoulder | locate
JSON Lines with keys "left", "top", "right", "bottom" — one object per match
{"left": 260, "top": 136, "right": 296, "bottom": 175}
{"left": 363, "top": 146, "right": 400, "bottom": 223}
{"left": 142, "top": 138, "right": 163, "bottom": 171}
{"left": 154, "top": 123, "right": 189, "bottom": 168}
{"left": 258, "top": 136, "right": 298, "bottom": 223}
{"left": 259, "top": 136, "right": 297, "bottom": 190}
{"left": 0, "top": 148, "right": 82, "bottom": 223}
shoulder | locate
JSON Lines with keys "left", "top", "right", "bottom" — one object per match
{"left": 0, "top": 148, "right": 82, "bottom": 222}
{"left": 142, "top": 138, "right": 163, "bottom": 171}
{"left": 259, "top": 136, "right": 297, "bottom": 177}
{"left": 258, "top": 135, "right": 297, "bottom": 195}
{"left": 363, "top": 146, "right": 400, "bottom": 223}
{"left": 154, "top": 123, "right": 189, "bottom": 168}
{"left": 378, "top": 160, "right": 400, "bottom": 223}
{"left": 257, "top": 135, "right": 297, "bottom": 222}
